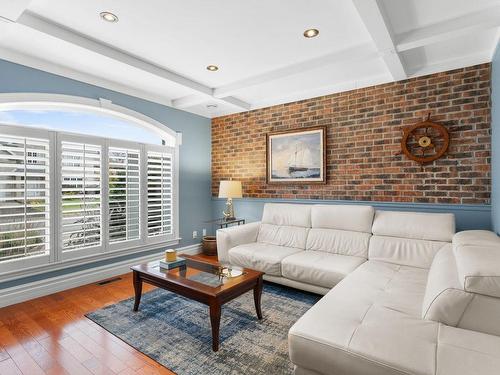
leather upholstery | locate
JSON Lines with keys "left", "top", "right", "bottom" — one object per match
{"left": 306, "top": 228, "right": 371, "bottom": 257}
{"left": 257, "top": 223, "right": 309, "bottom": 249}
{"left": 289, "top": 261, "right": 433, "bottom": 375}
{"left": 310, "top": 205, "right": 375, "bottom": 233}
{"left": 454, "top": 244, "right": 500, "bottom": 298}
{"left": 281, "top": 251, "right": 366, "bottom": 288}
{"left": 372, "top": 210, "right": 455, "bottom": 242}
{"left": 289, "top": 259, "right": 500, "bottom": 375}
{"left": 216, "top": 203, "right": 500, "bottom": 375}
{"left": 228, "top": 242, "right": 302, "bottom": 276}
{"left": 369, "top": 236, "right": 449, "bottom": 269}
{"left": 261, "top": 203, "right": 312, "bottom": 227}
{"left": 421, "top": 245, "right": 473, "bottom": 326}
{"left": 216, "top": 221, "right": 260, "bottom": 263}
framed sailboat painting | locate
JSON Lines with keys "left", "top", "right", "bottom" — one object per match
{"left": 266, "top": 126, "right": 326, "bottom": 184}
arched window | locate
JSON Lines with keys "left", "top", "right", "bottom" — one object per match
{"left": 0, "top": 94, "right": 179, "bottom": 274}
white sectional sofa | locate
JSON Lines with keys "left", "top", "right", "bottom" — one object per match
{"left": 216, "top": 203, "right": 500, "bottom": 375}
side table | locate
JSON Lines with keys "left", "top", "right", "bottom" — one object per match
{"left": 202, "top": 218, "right": 246, "bottom": 256}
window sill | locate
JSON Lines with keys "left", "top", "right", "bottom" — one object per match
{"left": 0, "top": 238, "right": 181, "bottom": 283}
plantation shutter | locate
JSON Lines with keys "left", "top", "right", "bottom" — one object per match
{"left": 61, "top": 141, "right": 102, "bottom": 252}
{"left": 147, "top": 149, "right": 173, "bottom": 238}
{"left": 108, "top": 147, "right": 140, "bottom": 243}
{"left": 0, "top": 133, "right": 50, "bottom": 262}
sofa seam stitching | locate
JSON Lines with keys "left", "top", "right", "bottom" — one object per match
{"left": 456, "top": 293, "right": 477, "bottom": 326}
{"left": 434, "top": 323, "right": 441, "bottom": 375}
{"left": 291, "top": 333, "right": 411, "bottom": 375}
{"left": 422, "top": 287, "right": 472, "bottom": 322}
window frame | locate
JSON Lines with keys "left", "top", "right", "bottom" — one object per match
{"left": 0, "top": 97, "right": 180, "bottom": 278}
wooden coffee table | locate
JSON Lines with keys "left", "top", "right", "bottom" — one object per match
{"left": 130, "top": 255, "right": 264, "bottom": 351}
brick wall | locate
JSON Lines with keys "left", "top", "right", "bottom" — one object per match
{"left": 212, "top": 63, "right": 491, "bottom": 204}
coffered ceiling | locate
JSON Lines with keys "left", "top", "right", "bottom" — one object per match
{"left": 0, "top": 0, "right": 499, "bottom": 118}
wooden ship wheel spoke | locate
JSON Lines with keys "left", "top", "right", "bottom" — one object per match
{"left": 399, "top": 114, "right": 449, "bottom": 166}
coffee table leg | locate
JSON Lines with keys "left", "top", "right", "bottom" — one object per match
{"left": 209, "top": 301, "right": 221, "bottom": 351}
{"left": 133, "top": 271, "right": 142, "bottom": 312}
{"left": 254, "top": 275, "right": 263, "bottom": 320}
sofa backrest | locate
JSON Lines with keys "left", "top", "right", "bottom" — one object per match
{"left": 306, "top": 205, "right": 374, "bottom": 258}
{"left": 257, "top": 203, "right": 311, "bottom": 249}
{"left": 368, "top": 210, "right": 455, "bottom": 268}
{"left": 422, "top": 230, "right": 500, "bottom": 336}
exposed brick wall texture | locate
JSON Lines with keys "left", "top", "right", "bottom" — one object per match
{"left": 211, "top": 63, "right": 491, "bottom": 204}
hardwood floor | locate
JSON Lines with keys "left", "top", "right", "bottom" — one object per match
{"left": 0, "top": 254, "right": 218, "bottom": 375}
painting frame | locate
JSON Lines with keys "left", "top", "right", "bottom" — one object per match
{"left": 266, "top": 126, "right": 326, "bottom": 184}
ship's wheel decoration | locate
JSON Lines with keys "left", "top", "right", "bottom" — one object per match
{"left": 398, "top": 113, "right": 449, "bottom": 166}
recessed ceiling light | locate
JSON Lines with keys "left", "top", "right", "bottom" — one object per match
{"left": 100, "top": 11, "right": 119, "bottom": 23}
{"left": 206, "top": 65, "right": 219, "bottom": 72}
{"left": 303, "top": 28, "right": 319, "bottom": 38}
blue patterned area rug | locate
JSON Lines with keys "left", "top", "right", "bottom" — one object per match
{"left": 86, "top": 283, "right": 320, "bottom": 375}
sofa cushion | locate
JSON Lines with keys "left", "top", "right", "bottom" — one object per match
{"left": 421, "top": 233, "right": 500, "bottom": 337}
{"left": 369, "top": 235, "right": 449, "bottom": 269}
{"left": 257, "top": 223, "right": 308, "bottom": 249}
{"left": 306, "top": 228, "right": 371, "bottom": 257}
{"left": 228, "top": 242, "right": 302, "bottom": 276}
{"left": 454, "top": 244, "right": 500, "bottom": 298}
{"left": 372, "top": 210, "right": 455, "bottom": 242}
{"left": 289, "top": 261, "right": 433, "bottom": 375}
{"left": 421, "top": 245, "right": 473, "bottom": 326}
{"left": 310, "top": 205, "right": 374, "bottom": 233}
{"left": 281, "top": 251, "right": 365, "bottom": 288}
{"left": 453, "top": 230, "right": 500, "bottom": 247}
{"left": 436, "top": 325, "right": 500, "bottom": 375}
{"left": 261, "top": 203, "right": 311, "bottom": 227}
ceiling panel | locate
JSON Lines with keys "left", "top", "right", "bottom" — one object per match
{"left": 28, "top": 0, "right": 372, "bottom": 87}
{"left": 0, "top": 0, "right": 497, "bottom": 118}
{"left": 401, "top": 29, "right": 498, "bottom": 75}
{"left": 381, "top": 0, "right": 500, "bottom": 34}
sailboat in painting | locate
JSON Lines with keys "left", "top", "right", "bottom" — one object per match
{"left": 288, "top": 144, "right": 311, "bottom": 173}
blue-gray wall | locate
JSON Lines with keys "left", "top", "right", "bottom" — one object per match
{"left": 0, "top": 59, "right": 211, "bottom": 288}
{"left": 493, "top": 41, "right": 500, "bottom": 234}
{"left": 0, "top": 58, "right": 212, "bottom": 247}
{"left": 212, "top": 198, "right": 491, "bottom": 233}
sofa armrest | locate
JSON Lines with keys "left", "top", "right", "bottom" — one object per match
{"left": 216, "top": 222, "right": 261, "bottom": 263}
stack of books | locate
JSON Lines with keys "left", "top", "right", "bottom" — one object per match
{"left": 159, "top": 257, "right": 186, "bottom": 270}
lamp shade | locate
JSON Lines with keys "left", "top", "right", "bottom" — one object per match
{"left": 218, "top": 180, "right": 242, "bottom": 198}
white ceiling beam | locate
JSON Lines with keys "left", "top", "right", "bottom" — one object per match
{"left": 352, "top": 0, "right": 407, "bottom": 81}
{"left": 0, "top": 46, "right": 174, "bottom": 107}
{"left": 175, "top": 43, "right": 379, "bottom": 109}
{"left": 0, "top": 0, "right": 32, "bottom": 22}
{"left": 220, "top": 96, "right": 251, "bottom": 110}
{"left": 396, "top": 6, "right": 500, "bottom": 52}
{"left": 406, "top": 49, "right": 492, "bottom": 78}
{"left": 18, "top": 12, "right": 211, "bottom": 95}
{"left": 213, "top": 43, "right": 378, "bottom": 98}
{"left": 172, "top": 94, "right": 251, "bottom": 111}
{"left": 171, "top": 95, "right": 206, "bottom": 109}
{"left": 15, "top": 12, "right": 251, "bottom": 111}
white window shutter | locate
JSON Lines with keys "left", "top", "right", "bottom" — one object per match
{"left": 60, "top": 141, "right": 102, "bottom": 252}
{"left": 0, "top": 134, "right": 51, "bottom": 262}
{"left": 147, "top": 150, "right": 173, "bottom": 238}
{"left": 108, "top": 147, "right": 140, "bottom": 244}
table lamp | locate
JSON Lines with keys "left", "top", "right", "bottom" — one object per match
{"left": 218, "top": 180, "right": 242, "bottom": 220}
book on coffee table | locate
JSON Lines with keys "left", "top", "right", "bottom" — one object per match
{"left": 159, "top": 257, "right": 186, "bottom": 270}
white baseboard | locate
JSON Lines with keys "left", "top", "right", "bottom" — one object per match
{"left": 0, "top": 243, "right": 201, "bottom": 308}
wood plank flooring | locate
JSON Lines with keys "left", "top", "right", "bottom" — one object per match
{"left": 0, "top": 254, "right": 218, "bottom": 375}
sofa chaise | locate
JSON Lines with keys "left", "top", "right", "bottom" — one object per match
{"left": 216, "top": 203, "right": 500, "bottom": 375}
